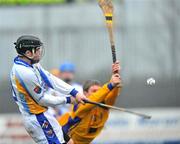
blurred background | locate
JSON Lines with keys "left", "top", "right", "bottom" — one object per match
{"left": 0, "top": 0, "right": 180, "bottom": 143}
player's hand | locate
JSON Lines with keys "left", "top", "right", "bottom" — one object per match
{"left": 75, "top": 92, "right": 88, "bottom": 104}
{"left": 110, "top": 73, "right": 121, "bottom": 87}
{"left": 70, "top": 97, "right": 77, "bottom": 104}
{"left": 112, "top": 61, "right": 120, "bottom": 74}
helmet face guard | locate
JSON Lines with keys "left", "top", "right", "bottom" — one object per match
{"left": 14, "top": 35, "right": 44, "bottom": 64}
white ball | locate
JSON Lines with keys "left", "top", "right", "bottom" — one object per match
{"left": 147, "top": 77, "right": 155, "bottom": 85}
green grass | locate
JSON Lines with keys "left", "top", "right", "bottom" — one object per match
{"left": 0, "top": 0, "right": 65, "bottom": 5}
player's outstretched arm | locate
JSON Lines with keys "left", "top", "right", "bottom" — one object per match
{"left": 39, "top": 67, "right": 87, "bottom": 104}
{"left": 104, "top": 87, "right": 121, "bottom": 105}
{"left": 38, "top": 94, "right": 72, "bottom": 107}
{"left": 105, "top": 61, "right": 122, "bottom": 105}
{"left": 73, "top": 74, "right": 120, "bottom": 118}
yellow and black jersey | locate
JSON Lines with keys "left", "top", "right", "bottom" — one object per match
{"left": 59, "top": 83, "right": 121, "bottom": 144}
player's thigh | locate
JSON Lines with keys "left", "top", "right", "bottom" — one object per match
{"left": 44, "top": 111, "right": 65, "bottom": 142}
{"left": 22, "top": 115, "right": 48, "bottom": 144}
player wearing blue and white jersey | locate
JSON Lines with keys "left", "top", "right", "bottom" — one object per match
{"left": 10, "top": 35, "right": 87, "bottom": 144}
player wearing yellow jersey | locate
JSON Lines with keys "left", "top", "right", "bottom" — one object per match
{"left": 59, "top": 62, "right": 122, "bottom": 144}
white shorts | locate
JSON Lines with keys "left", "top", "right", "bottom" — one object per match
{"left": 22, "top": 110, "right": 66, "bottom": 144}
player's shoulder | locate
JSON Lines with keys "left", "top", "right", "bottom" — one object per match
{"left": 13, "top": 63, "right": 35, "bottom": 79}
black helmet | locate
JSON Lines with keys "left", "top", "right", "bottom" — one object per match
{"left": 14, "top": 35, "right": 43, "bottom": 55}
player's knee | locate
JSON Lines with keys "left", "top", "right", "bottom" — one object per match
{"left": 67, "top": 138, "right": 74, "bottom": 144}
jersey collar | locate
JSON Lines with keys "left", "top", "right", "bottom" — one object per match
{"left": 14, "top": 56, "right": 33, "bottom": 68}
